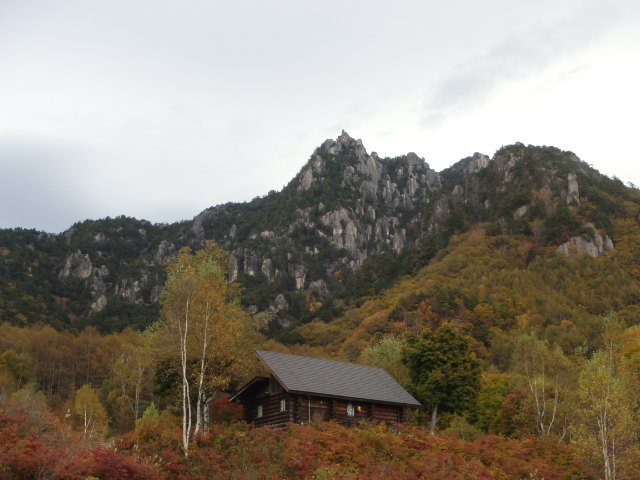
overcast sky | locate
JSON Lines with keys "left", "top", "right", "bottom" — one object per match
{"left": 1, "top": 0, "right": 639, "bottom": 233}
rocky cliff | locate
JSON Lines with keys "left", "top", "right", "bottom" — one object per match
{"left": 204, "top": 131, "right": 441, "bottom": 284}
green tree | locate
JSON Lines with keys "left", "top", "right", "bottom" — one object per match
{"left": 402, "top": 325, "right": 481, "bottom": 434}
{"left": 136, "top": 402, "right": 160, "bottom": 429}
{"left": 108, "top": 328, "right": 155, "bottom": 431}
{"left": 470, "top": 373, "right": 510, "bottom": 433}
{"left": 359, "top": 335, "right": 408, "bottom": 384}
{"left": 0, "top": 349, "right": 33, "bottom": 390}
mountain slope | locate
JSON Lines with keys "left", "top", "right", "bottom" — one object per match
{"left": 1, "top": 135, "right": 639, "bottom": 337}
{"left": 291, "top": 143, "right": 640, "bottom": 357}
{"left": 0, "top": 132, "right": 442, "bottom": 332}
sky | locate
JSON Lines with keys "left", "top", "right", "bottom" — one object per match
{"left": 1, "top": 0, "right": 639, "bottom": 233}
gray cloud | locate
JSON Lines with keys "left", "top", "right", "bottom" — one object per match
{"left": 422, "top": 0, "right": 619, "bottom": 127}
{"left": 0, "top": 1, "right": 638, "bottom": 232}
{"left": 0, "top": 136, "right": 99, "bottom": 232}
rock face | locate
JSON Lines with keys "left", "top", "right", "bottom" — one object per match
{"left": 291, "top": 265, "right": 307, "bottom": 290}
{"left": 57, "top": 226, "right": 169, "bottom": 317}
{"left": 461, "top": 153, "right": 490, "bottom": 175}
{"left": 269, "top": 294, "right": 289, "bottom": 313}
{"left": 59, "top": 251, "right": 115, "bottom": 313}
{"left": 155, "top": 240, "right": 176, "bottom": 263}
{"left": 59, "top": 251, "right": 93, "bottom": 280}
{"left": 557, "top": 224, "right": 614, "bottom": 257}
{"left": 59, "top": 247, "right": 156, "bottom": 311}
{"left": 566, "top": 173, "right": 580, "bottom": 205}
{"left": 206, "top": 131, "right": 441, "bottom": 284}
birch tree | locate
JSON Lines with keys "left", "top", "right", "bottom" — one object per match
{"left": 572, "top": 315, "right": 637, "bottom": 480}
{"left": 510, "top": 334, "right": 574, "bottom": 440}
{"left": 161, "top": 241, "right": 250, "bottom": 456}
{"left": 73, "top": 384, "right": 108, "bottom": 441}
{"left": 572, "top": 351, "right": 634, "bottom": 480}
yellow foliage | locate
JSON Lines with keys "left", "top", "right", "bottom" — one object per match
{"left": 281, "top": 228, "right": 640, "bottom": 360}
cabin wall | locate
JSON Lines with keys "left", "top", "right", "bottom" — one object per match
{"left": 237, "top": 381, "right": 407, "bottom": 427}
{"left": 247, "top": 392, "right": 293, "bottom": 427}
{"left": 372, "top": 403, "right": 403, "bottom": 423}
{"left": 288, "top": 395, "right": 404, "bottom": 425}
{"left": 333, "top": 400, "right": 403, "bottom": 424}
{"left": 293, "top": 395, "right": 331, "bottom": 424}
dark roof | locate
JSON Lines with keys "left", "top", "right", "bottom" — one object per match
{"left": 253, "top": 350, "right": 421, "bottom": 407}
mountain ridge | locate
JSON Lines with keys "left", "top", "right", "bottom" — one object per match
{"left": 0, "top": 132, "right": 636, "bottom": 336}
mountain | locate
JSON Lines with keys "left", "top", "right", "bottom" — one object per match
{"left": 1, "top": 133, "right": 639, "bottom": 338}
{"left": 0, "top": 132, "right": 439, "bottom": 332}
{"left": 290, "top": 143, "right": 640, "bottom": 356}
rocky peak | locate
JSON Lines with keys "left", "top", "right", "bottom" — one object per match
{"left": 186, "top": 132, "right": 446, "bottom": 329}
{"left": 492, "top": 145, "right": 525, "bottom": 184}
{"left": 464, "top": 153, "right": 490, "bottom": 175}
{"left": 426, "top": 144, "right": 615, "bottom": 246}
{"left": 288, "top": 133, "right": 442, "bottom": 264}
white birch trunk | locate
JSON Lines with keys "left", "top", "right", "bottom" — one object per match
{"left": 194, "top": 302, "right": 211, "bottom": 435}
{"left": 180, "top": 298, "right": 192, "bottom": 456}
{"left": 429, "top": 404, "right": 439, "bottom": 435}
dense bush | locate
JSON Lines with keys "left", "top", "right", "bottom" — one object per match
{"left": 115, "top": 421, "right": 591, "bottom": 479}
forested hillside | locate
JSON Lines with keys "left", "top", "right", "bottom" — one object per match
{"left": 0, "top": 131, "right": 441, "bottom": 334}
{"left": 2, "top": 133, "right": 640, "bottom": 478}
{"left": 3, "top": 133, "right": 637, "bottom": 341}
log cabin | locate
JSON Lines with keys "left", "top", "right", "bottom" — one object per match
{"left": 230, "top": 350, "right": 421, "bottom": 427}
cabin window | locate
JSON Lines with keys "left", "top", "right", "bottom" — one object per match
{"left": 257, "top": 404, "right": 263, "bottom": 418}
{"left": 347, "top": 402, "right": 354, "bottom": 417}
{"left": 280, "top": 398, "right": 286, "bottom": 412}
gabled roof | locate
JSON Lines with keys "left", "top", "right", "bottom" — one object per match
{"left": 250, "top": 350, "right": 420, "bottom": 407}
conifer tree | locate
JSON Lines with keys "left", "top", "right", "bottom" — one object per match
{"left": 402, "top": 325, "right": 480, "bottom": 434}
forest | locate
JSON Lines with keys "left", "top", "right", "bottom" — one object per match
{"left": 3, "top": 230, "right": 640, "bottom": 479}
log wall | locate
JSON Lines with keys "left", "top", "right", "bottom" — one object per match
{"left": 237, "top": 377, "right": 407, "bottom": 427}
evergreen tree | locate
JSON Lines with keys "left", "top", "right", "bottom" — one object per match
{"left": 402, "top": 325, "right": 481, "bottom": 434}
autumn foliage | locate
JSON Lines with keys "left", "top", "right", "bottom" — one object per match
{"left": 0, "top": 393, "right": 595, "bottom": 480}
{"left": 111, "top": 420, "right": 590, "bottom": 479}
{"left": 0, "top": 408, "right": 162, "bottom": 480}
